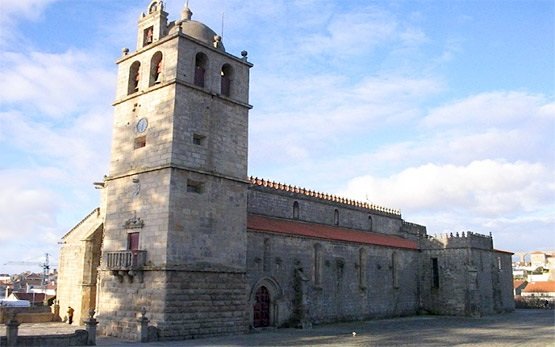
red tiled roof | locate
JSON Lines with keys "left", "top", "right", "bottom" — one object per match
{"left": 513, "top": 280, "right": 527, "bottom": 289}
{"left": 247, "top": 214, "right": 418, "bottom": 250}
{"left": 12, "top": 292, "right": 46, "bottom": 302}
{"left": 522, "top": 281, "right": 555, "bottom": 293}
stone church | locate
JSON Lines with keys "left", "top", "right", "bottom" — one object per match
{"left": 57, "top": 1, "right": 515, "bottom": 341}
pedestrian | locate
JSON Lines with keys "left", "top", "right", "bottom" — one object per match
{"left": 67, "top": 306, "right": 74, "bottom": 324}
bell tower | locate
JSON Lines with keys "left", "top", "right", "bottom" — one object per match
{"left": 96, "top": 0, "right": 252, "bottom": 340}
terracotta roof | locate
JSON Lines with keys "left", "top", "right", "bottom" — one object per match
{"left": 249, "top": 177, "right": 401, "bottom": 216}
{"left": 12, "top": 292, "right": 46, "bottom": 302}
{"left": 522, "top": 281, "right": 555, "bottom": 293}
{"left": 247, "top": 214, "right": 418, "bottom": 250}
{"left": 513, "top": 280, "right": 527, "bottom": 289}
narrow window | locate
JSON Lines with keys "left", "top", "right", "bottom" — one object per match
{"left": 194, "top": 52, "right": 208, "bottom": 87}
{"left": 220, "top": 64, "right": 233, "bottom": 97}
{"left": 149, "top": 52, "right": 163, "bottom": 86}
{"left": 186, "top": 180, "right": 203, "bottom": 193}
{"left": 128, "top": 61, "right": 141, "bottom": 95}
{"left": 313, "top": 244, "right": 322, "bottom": 286}
{"left": 359, "top": 248, "right": 367, "bottom": 289}
{"left": 134, "top": 135, "right": 146, "bottom": 149}
{"left": 293, "top": 201, "right": 299, "bottom": 219}
{"left": 431, "top": 258, "right": 439, "bottom": 289}
{"left": 192, "top": 134, "right": 205, "bottom": 145}
{"left": 143, "top": 26, "right": 154, "bottom": 46}
{"left": 333, "top": 209, "right": 339, "bottom": 226}
{"left": 392, "top": 252, "right": 399, "bottom": 289}
{"left": 263, "top": 238, "right": 271, "bottom": 272}
{"left": 368, "top": 215, "right": 373, "bottom": 232}
{"left": 497, "top": 256, "right": 502, "bottom": 270}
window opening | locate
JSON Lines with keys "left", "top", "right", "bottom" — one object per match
{"left": 194, "top": 52, "right": 208, "bottom": 87}
{"left": 293, "top": 201, "right": 299, "bottom": 219}
{"left": 334, "top": 209, "right": 339, "bottom": 226}
{"left": 220, "top": 64, "right": 233, "bottom": 96}
{"left": 187, "top": 180, "right": 203, "bottom": 193}
{"left": 368, "top": 215, "right": 373, "bottom": 232}
{"left": 143, "top": 26, "right": 154, "bottom": 46}
{"left": 149, "top": 52, "right": 163, "bottom": 86}
{"left": 193, "top": 134, "right": 205, "bottom": 145}
{"left": 128, "top": 61, "right": 141, "bottom": 95}
{"left": 432, "top": 257, "right": 439, "bottom": 289}
{"left": 134, "top": 136, "right": 146, "bottom": 149}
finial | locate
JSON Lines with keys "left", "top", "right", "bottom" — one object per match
{"left": 182, "top": 1, "right": 192, "bottom": 20}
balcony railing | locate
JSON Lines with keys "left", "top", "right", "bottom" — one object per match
{"left": 105, "top": 250, "right": 146, "bottom": 270}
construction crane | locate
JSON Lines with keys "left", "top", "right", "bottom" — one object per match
{"left": 3, "top": 253, "right": 57, "bottom": 292}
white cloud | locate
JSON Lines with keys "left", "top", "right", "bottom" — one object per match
{"left": 422, "top": 91, "right": 549, "bottom": 128}
{"left": 0, "top": 50, "right": 114, "bottom": 117}
{"left": 342, "top": 160, "right": 554, "bottom": 217}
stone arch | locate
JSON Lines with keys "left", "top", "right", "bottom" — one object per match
{"left": 149, "top": 51, "right": 163, "bottom": 86}
{"left": 220, "top": 63, "right": 233, "bottom": 97}
{"left": 248, "top": 277, "right": 284, "bottom": 328}
{"left": 128, "top": 61, "right": 141, "bottom": 94}
{"left": 194, "top": 52, "right": 208, "bottom": 87}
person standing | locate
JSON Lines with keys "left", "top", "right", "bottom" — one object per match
{"left": 67, "top": 306, "right": 75, "bottom": 324}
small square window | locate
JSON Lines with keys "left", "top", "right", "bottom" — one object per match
{"left": 193, "top": 134, "right": 205, "bottom": 146}
{"left": 187, "top": 180, "right": 203, "bottom": 194}
{"left": 134, "top": 136, "right": 146, "bottom": 149}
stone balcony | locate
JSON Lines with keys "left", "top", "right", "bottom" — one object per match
{"left": 105, "top": 250, "right": 146, "bottom": 282}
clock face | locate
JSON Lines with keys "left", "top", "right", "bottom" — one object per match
{"left": 136, "top": 118, "right": 148, "bottom": 133}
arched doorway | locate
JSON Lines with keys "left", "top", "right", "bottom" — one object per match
{"left": 253, "top": 286, "right": 270, "bottom": 328}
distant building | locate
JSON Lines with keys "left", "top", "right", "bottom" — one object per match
{"left": 57, "top": 0, "right": 515, "bottom": 341}
{"left": 521, "top": 281, "right": 555, "bottom": 301}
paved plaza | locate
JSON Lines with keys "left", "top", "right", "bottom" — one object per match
{"left": 3, "top": 309, "right": 554, "bottom": 346}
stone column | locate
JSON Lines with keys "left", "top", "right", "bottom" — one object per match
{"left": 84, "top": 309, "right": 99, "bottom": 345}
{"left": 53, "top": 300, "right": 61, "bottom": 321}
{"left": 5, "top": 311, "right": 20, "bottom": 347}
{"left": 137, "top": 307, "right": 149, "bottom": 343}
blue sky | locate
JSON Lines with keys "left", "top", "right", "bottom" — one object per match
{"left": 0, "top": 0, "right": 553, "bottom": 274}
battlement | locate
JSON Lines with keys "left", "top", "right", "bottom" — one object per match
{"left": 402, "top": 221, "right": 427, "bottom": 236}
{"left": 249, "top": 176, "right": 401, "bottom": 217}
{"left": 423, "top": 231, "right": 494, "bottom": 250}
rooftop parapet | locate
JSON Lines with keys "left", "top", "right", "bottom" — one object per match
{"left": 402, "top": 221, "right": 427, "bottom": 236}
{"left": 249, "top": 176, "right": 401, "bottom": 217}
{"left": 421, "top": 231, "right": 494, "bottom": 250}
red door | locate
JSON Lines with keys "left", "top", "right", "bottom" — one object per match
{"left": 127, "top": 232, "right": 140, "bottom": 266}
{"left": 253, "top": 286, "right": 270, "bottom": 328}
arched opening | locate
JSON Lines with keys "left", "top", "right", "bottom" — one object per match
{"left": 293, "top": 201, "right": 299, "bottom": 219}
{"left": 334, "top": 209, "right": 339, "bottom": 226}
{"left": 253, "top": 286, "right": 270, "bottom": 328}
{"left": 368, "top": 215, "right": 373, "bottom": 232}
{"left": 220, "top": 64, "right": 233, "bottom": 97}
{"left": 149, "top": 52, "right": 163, "bottom": 86}
{"left": 249, "top": 277, "right": 284, "bottom": 328}
{"left": 128, "top": 61, "right": 141, "bottom": 94}
{"left": 194, "top": 52, "right": 208, "bottom": 87}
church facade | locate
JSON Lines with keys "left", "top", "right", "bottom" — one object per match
{"left": 57, "top": 1, "right": 515, "bottom": 341}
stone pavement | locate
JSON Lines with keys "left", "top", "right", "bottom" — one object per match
{"left": 2, "top": 309, "right": 553, "bottom": 346}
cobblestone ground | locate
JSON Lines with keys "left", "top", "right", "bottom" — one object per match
{"left": 2, "top": 309, "right": 553, "bottom": 346}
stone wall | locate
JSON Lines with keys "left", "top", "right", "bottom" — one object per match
{"left": 419, "top": 233, "right": 515, "bottom": 316}
{"left": 0, "top": 330, "right": 88, "bottom": 347}
{"left": 96, "top": 269, "right": 248, "bottom": 341}
{"left": 57, "top": 208, "right": 103, "bottom": 325}
{"left": 247, "top": 185, "right": 416, "bottom": 238}
{"left": 0, "top": 306, "right": 53, "bottom": 324}
{"left": 246, "top": 230, "right": 420, "bottom": 327}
